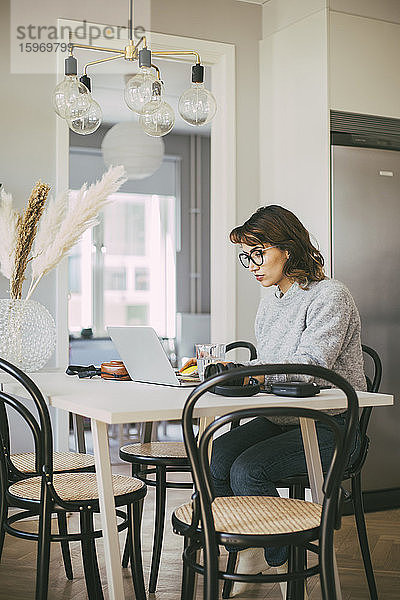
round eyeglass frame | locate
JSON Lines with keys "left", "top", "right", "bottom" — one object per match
{"left": 238, "top": 246, "right": 277, "bottom": 268}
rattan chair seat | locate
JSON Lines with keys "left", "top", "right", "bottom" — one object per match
{"left": 120, "top": 441, "right": 188, "bottom": 459}
{"left": 175, "top": 495, "right": 322, "bottom": 536}
{"left": 11, "top": 451, "right": 95, "bottom": 473}
{"left": 9, "top": 472, "right": 145, "bottom": 502}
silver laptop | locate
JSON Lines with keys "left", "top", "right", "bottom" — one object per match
{"left": 108, "top": 326, "right": 198, "bottom": 387}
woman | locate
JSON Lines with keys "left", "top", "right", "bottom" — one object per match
{"left": 187, "top": 205, "right": 366, "bottom": 591}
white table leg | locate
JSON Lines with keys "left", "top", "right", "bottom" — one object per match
{"left": 299, "top": 418, "right": 324, "bottom": 503}
{"left": 299, "top": 418, "right": 342, "bottom": 600}
{"left": 53, "top": 407, "right": 70, "bottom": 451}
{"left": 198, "top": 416, "right": 214, "bottom": 444}
{"left": 91, "top": 419, "right": 125, "bottom": 600}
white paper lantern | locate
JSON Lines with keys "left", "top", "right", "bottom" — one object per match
{"left": 101, "top": 121, "right": 164, "bottom": 180}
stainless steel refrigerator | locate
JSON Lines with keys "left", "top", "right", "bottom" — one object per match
{"left": 332, "top": 144, "right": 400, "bottom": 494}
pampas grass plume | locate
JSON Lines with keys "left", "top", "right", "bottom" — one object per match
{"left": 0, "top": 189, "right": 20, "bottom": 280}
{"left": 27, "top": 165, "right": 127, "bottom": 299}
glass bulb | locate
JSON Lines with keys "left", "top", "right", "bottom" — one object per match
{"left": 141, "top": 80, "right": 164, "bottom": 115}
{"left": 67, "top": 98, "right": 102, "bottom": 135}
{"left": 139, "top": 101, "right": 175, "bottom": 137}
{"left": 124, "top": 67, "right": 158, "bottom": 115}
{"left": 52, "top": 75, "right": 91, "bottom": 119}
{"left": 178, "top": 82, "right": 217, "bottom": 126}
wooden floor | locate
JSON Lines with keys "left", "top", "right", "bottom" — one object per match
{"left": 0, "top": 466, "right": 399, "bottom": 600}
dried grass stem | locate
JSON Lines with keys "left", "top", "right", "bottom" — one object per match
{"left": 10, "top": 182, "right": 50, "bottom": 299}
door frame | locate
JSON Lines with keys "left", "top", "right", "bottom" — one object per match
{"left": 55, "top": 20, "right": 236, "bottom": 366}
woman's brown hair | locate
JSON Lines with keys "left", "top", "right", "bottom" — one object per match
{"left": 230, "top": 205, "right": 325, "bottom": 288}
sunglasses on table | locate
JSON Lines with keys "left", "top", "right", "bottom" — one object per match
{"left": 238, "top": 246, "right": 277, "bottom": 268}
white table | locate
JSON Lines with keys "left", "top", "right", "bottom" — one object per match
{"left": 1, "top": 372, "right": 394, "bottom": 600}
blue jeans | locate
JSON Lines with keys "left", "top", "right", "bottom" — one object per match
{"left": 210, "top": 414, "right": 360, "bottom": 567}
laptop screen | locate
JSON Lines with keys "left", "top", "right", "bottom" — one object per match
{"left": 108, "top": 326, "right": 181, "bottom": 385}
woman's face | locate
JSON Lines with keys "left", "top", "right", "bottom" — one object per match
{"left": 241, "top": 243, "right": 292, "bottom": 292}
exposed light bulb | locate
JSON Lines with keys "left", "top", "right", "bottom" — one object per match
{"left": 178, "top": 82, "right": 217, "bottom": 126}
{"left": 141, "top": 80, "right": 164, "bottom": 115}
{"left": 139, "top": 101, "right": 175, "bottom": 137}
{"left": 67, "top": 98, "right": 102, "bottom": 135}
{"left": 52, "top": 75, "right": 91, "bottom": 120}
{"left": 124, "top": 67, "right": 158, "bottom": 115}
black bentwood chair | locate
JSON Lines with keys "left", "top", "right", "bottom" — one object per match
{"left": 272, "top": 345, "right": 382, "bottom": 600}
{"left": 0, "top": 379, "right": 96, "bottom": 583}
{"left": 0, "top": 358, "right": 147, "bottom": 600}
{"left": 119, "top": 341, "right": 256, "bottom": 593}
{"left": 171, "top": 363, "right": 359, "bottom": 600}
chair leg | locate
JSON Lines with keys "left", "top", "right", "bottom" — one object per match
{"left": 222, "top": 551, "right": 237, "bottom": 599}
{"left": 290, "top": 484, "right": 305, "bottom": 500}
{"left": 149, "top": 465, "right": 167, "bottom": 593}
{"left": 286, "top": 484, "right": 306, "bottom": 600}
{"left": 181, "top": 536, "right": 196, "bottom": 600}
{"left": 80, "top": 510, "right": 104, "bottom": 600}
{"left": 122, "top": 462, "right": 143, "bottom": 568}
{"left": 293, "top": 545, "right": 305, "bottom": 600}
{"left": 204, "top": 537, "right": 219, "bottom": 600}
{"left": 352, "top": 473, "right": 378, "bottom": 600}
{"left": 320, "top": 511, "right": 338, "bottom": 600}
{"left": 0, "top": 492, "right": 7, "bottom": 562}
{"left": 122, "top": 524, "right": 131, "bottom": 568}
{"left": 128, "top": 500, "right": 147, "bottom": 600}
{"left": 285, "top": 543, "right": 295, "bottom": 600}
{"left": 35, "top": 487, "right": 52, "bottom": 600}
{"left": 57, "top": 512, "right": 73, "bottom": 580}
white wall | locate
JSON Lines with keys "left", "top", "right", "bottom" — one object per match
{"left": 0, "top": 0, "right": 262, "bottom": 358}
{"left": 0, "top": 1, "right": 58, "bottom": 336}
{"left": 330, "top": 11, "right": 400, "bottom": 118}
{"left": 329, "top": 0, "right": 400, "bottom": 23}
{"left": 260, "top": 2, "right": 331, "bottom": 265}
{"left": 150, "top": 0, "right": 262, "bottom": 344}
{"left": 260, "top": 0, "right": 400, "bottom": 271}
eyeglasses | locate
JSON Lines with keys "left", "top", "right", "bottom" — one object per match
{"left": 238, "top": 246, "right": 277, "bottom": 268}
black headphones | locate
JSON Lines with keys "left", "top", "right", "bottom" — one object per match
{"left": 203, "top": 362, "right": 261, "bottom": 396}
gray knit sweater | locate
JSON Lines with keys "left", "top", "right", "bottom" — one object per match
{"left": 249, "top": 278, "right": 367, "bottom": 423}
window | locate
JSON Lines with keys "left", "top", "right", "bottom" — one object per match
{"left": 68, "top": 192, "right": 176, "bottom": 338}
{"left": 126, "top": 304, "right": 148, "bottom": 325}
{"left": 104, "top": 267, "right": 126, "bottom": 291}
{"left": 135, "top": 267, "right": 149, "bottom": 291}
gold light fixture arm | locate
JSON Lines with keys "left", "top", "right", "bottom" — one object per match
{"left": 83, "top": 53, "right": 126, "bottom": 76}
{"left": 152, "top": 50, "right": 201, "bottom": 63}
{"left": 151, "top": 64, "right": 161, "bottom": 80}
{"left": 69, "top": 42, "right": 127, "bottom": 54}
{"left": 135, "top": 35, "right": 147, "bottom": 51}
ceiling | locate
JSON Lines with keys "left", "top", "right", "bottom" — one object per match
{"left": 84, "top": 54, "right": 212, "bottom": 135}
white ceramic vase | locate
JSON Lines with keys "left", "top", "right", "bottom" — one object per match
{"left": 0, "top": 299, "right": 56, "bottom": 372}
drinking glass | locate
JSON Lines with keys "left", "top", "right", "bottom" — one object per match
{"left": 195, "top": 343, "right": 225, "bottom": 381}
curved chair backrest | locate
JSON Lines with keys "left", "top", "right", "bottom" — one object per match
{"left": 362, "top": 345, "right": 382, "bottom": 394}
{"left": 224, "top": 342, "right": 380, "bottom": 440}
{"left": 225, "top": 341, "right": 257, "bottom": 361}
{"left": 0, "top": 358, "right": 54, "bottom": 481}
{"left": 184, "top": 363, "right": 358, "bottom": 504}
{"left": 182, "top": 364, "right": 359, "bottom": 600}
{"left": 360, "top": 345, "right": 382, "bottom": 438}
{"left": 224, "top": 342, "right": 257, "bottom": 430}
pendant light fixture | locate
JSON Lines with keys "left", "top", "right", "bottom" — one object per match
{"left": 52, "top": 0, "right": 216, "bottom": 137}
{"left": 101, "top": 121, "right": 164, "bottom": 180}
